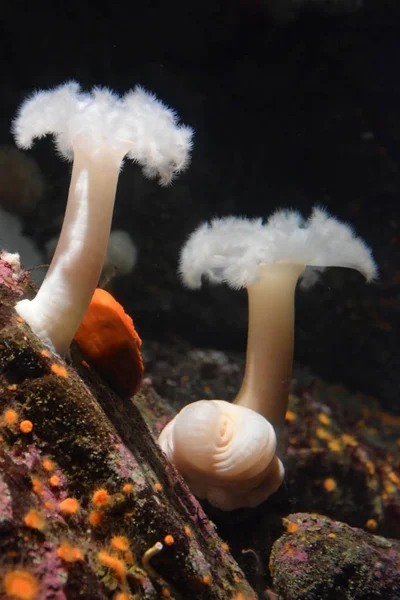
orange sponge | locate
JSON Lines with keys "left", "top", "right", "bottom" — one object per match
{"left": 74, "top": 289, "right": 143, "bottom": 398}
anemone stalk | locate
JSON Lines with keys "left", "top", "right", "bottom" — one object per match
{"left": 235, "top": 263, "right": 305, "bottom": 432}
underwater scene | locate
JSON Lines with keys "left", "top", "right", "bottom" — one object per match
{"left": 0, "top": 1, "right": 399, "bottom": 598}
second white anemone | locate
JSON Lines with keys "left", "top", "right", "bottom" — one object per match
{"left": 159, "top": 207, "right": 377, "bottom": 510}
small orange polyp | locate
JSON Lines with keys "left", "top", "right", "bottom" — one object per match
{"left": 89, "top": 510, "right": 104, "bottom": 527}
{"left": 122, "top": 483, "right": 134, "bottom": 494}
{"left": 42, "top": 459, "right": 55, "bottom": 472}
{"left": 164, "top": 534, "right": 174, "bottom": 546}
{"left": 2, "top": 408, "right": 18, "bottom": 426}
{"left": 74, "top": 288, "right": 144, "bottom": 398}
{"left": 366, "top": 518, "right": 378, "bottom": 531}
{"left": 51, "top": 363, "right": 68, "bottom": 378}
{"left": 59, "top": 497, "right": 80, "bottom": 515}
{"left": 57, "top": 542, "right": 84, "bottom": 562}
{"left": 24, "top": 509, "right": 46, "bottom": 531}
{"left": 184, "top": 525, "right": 192, "bottom": 538}
{"left": 20, "top": 420, "right": 33, "bottom": 433}
{"left": 286, "top": 522, "right": 299, "bottom": 534}
{"left": 4, "top": 569, "right": 38, "bottom": 600}
{"left": 111, "top": 535, "right": 130, "bottom": 552}
{"left": 285, "top": 409, "right": 296, "bottom": 422}
{"left": 221, "top": 542, "right": 229, "bottom": 551}
{"left": 98, "top": 551, "right": 126, "bottom": 580}
{"left": 323, "top": 477, "right": 337, "bottom": 492}
{"left": 92, "top": 488, "right": 110, "bottom": 507}
{"left": 31, "top": 477, "right": 43, "bottom": 495}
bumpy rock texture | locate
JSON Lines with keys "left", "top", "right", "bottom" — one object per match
{"left": 270, "top": 513, "right": 400, "bottom": 599}
{"left": 0, "top": 258, "right": 255, "bottom": 600}
{"left": 1, "top": 257, "right": 399, "bottom": 599}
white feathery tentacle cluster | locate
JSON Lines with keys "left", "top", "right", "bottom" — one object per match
{"left": 179, "top": 207, "right": 377, "bottom": 290}
{"left": 13, "top": 81, "right": 194, "bottom": 184}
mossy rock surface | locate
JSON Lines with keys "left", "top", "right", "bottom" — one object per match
{"left": 0, "top": 258, "right": 255, "bottom": 600}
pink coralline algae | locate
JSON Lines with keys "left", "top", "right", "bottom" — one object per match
{"left": 0, "top": 473, "right": 13, "bottom": 529}
{"left": 270, "top": 513, "right": 400, "bottom": 599}
{"left": 0, "top": 271, "right": 254, "bottom": 600}
{"left": 0, "top": 258, "right": 24, "bottom": 295}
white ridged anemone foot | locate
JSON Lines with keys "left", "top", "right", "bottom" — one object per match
{"left": 159, "top": 400, "right": 284, "bottom": 511}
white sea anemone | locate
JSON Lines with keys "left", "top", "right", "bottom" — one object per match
{"left": 159, "top": 207, "right": 377, "bottom": 510}
{"left": 12, "top": 81, "right": 193, "bottom": 355}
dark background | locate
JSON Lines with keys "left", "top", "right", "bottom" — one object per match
{"left": 1, "top": 0, "right": 399, "bottom": 411}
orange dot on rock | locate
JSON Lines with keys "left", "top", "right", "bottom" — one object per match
{"left": 59, "top": 497, "right": 80, "bottom": 515}
{"left": 285, "top": 409, "right": 296, "bottom": 422}
{"left": 57, "top": 542, "right": 84, "bottom": 562}
{"left": 4, "top": 570, "right": 39, "bottom": 600}
{"left": 42, "top": 459, "right": 55, "bottom": 472}
{"left": 49, "top": 475, "right": 60, "bottom": 487}
{"left": 89, "top": 510, "right": 104, "bottom": 527}
{"left": 323, "top": 478, "right": 337, "bottom": 492}
{"left": 122, "top": 483, "right": 134, "bottom": 494}
{"left": 51, "top": 363, "right": 68, "bottom": 378}
{"left": 111, "top": 536, "right": 130, "bottom": 552}
{"left": 366, "top": 518, "right": 378, "bottom": 531}
{"left": 221, "top": 542, "right": 229, "bottom": 552}
{"left": 31, "top": 478, "right": 43, "bottom": 495}
{"left": 98, "top": 551, "right": 126, "bottom": 580}
{"left": 318, "top": 413, "right": 331, "bottom": 426}
{"left": 24, "top": 509, "right": 46, "bottom": 531}
{"left": 92, "top": 488, "right": 110, "bottom": 507}
{"left": 3, "top": 408, "right": 18, "bottom": 426}
{"left": 286, "top": 522, "right": 299, "bottom": 534}
{"left": 184, "top": 525, "right": 192, "bottom": 538}
{"left": 20, "top": 420, "right": 33, "bottom": 434}
{"left": 164, "top": 534, "right": 174, "bottom": 546}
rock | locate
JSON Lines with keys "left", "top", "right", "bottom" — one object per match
{"left": 0, "top": 258, "right": 255, "bottom": 600}
{"left": 270, "top": 512, "right": 400, "bottom": 599}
